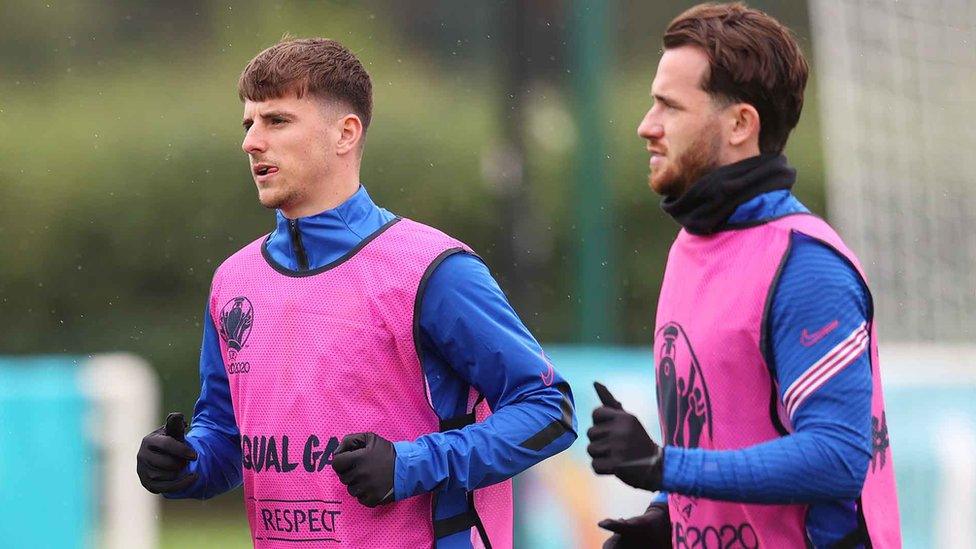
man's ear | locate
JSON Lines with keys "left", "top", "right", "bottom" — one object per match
{"left": 335, "top": 113, "right": 364, "bottom": 156}
{"left": 728, "top": 102, "right": 760, "bottom": 148}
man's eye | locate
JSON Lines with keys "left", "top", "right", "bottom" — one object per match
{"left": 271, "top": 118, "right": 286, "bottom": 125}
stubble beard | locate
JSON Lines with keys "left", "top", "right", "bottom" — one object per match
{"left": 258, "top": 180, "right": 306, "bottom": 212}
{"left": 649, "top": 122, "right": 723, "bottom": 199}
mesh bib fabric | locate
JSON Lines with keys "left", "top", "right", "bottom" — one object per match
{"left": 655, "top": 214, "right": 901, "bottom": 548}
{"left": 210, "top": 218, "right": 513, "bottom": 548}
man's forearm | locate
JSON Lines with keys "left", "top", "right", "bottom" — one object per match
{"left": 164, "top": 425, "right": 243, "bottom": 500}
{"left": 662, "top": 429, "right": 870, "bottom": 504}
{"left": 393, "top": 385, "right": 576, "bottom": 499}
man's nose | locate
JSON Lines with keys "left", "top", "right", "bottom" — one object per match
{"left": 637, "top": 111, "right": 663, "bottom": 140}
{"left": 242, "top": 126, "right": 266, "bottom": 155}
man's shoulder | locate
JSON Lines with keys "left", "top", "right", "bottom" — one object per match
{"left": 377, "top": 217, "right": 474, "bottom": 254}
{"left": 393, "top": 216, "right": 456, "bottom": 239}
{"left": 785, "top": 232, "right": 866, "bottom": 286}
{"left": 773, "top": 231, "right": 870, "bottom": 320}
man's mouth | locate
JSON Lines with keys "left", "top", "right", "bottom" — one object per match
{"left": 253, "top": 164, "right": 278, "bottom": 177}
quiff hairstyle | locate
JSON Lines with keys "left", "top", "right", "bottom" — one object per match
{"left": 238, "top": 37, "right": 373, "bottom": 132}
{"left": 664, "top": 3, "right": 809, "bottom": 154}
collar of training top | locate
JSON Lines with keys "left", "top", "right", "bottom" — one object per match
{"left": 661, "top": 153, "right": 797, "bottom": 235}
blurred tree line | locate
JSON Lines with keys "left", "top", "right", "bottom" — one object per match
{"left": 0, "top": 0, "right": 824, "bottom": 414}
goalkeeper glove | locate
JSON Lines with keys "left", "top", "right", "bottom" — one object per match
{"left": 587, "top": 382, "right": 664, "bottom": 491}
{"left": 333, "top": 432, "right": 396, "bottom": 508}
{"left": 136, "top": 412, "right": 198, "bottom": 494}
{"left": 599, "top": 501, "right": 671, "bottom": 548}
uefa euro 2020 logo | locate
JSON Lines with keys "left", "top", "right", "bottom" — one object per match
{"left": 219, "top": 297, "right": 254, "bottom": 359}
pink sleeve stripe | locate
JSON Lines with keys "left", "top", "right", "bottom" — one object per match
{"left": 783, "top": 322, "right": 870, "bottom": 419}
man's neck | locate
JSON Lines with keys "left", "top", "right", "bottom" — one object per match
{"left": 660, "top": 154, "right": 796, "bottom": 235}
{"left": 281, "top": 173, "right": 360, "bottom": 219}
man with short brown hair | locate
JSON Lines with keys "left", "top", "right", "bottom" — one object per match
{"left": 136, "top": 37, "right": 577, "bottom": 548}
{"left": 588, "top": 4, "right": 901, "bottom": 547}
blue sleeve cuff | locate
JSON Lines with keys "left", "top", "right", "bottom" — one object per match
{"left": 162, "top": 436, "right": 206, "bottom": 499}
{"left": 163, "top": 426, "right": 243, "bottom": 500}
{"left": 393, "top": 439, "right": 436, "bottom": 501}
{"left": 661, "top": 446, "right": 694, "bottom": 495}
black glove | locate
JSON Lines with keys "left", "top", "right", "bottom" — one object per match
{"left": 332, "top": 432, "right": 396, "bottom": 508}
{"left": 587, "top": 382, "right": 664, "bottom": 491}
{"left": 137, "top": 412, "right": 199, "bottom": 494}
{"left": 599, "top": 502, "right": 671, "bottom": 548}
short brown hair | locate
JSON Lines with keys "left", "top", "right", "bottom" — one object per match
{"left": 238, "top": 37, "right": 373, "bottom": 132}
{"left": 664, "top": 3, "right": 808, "bottom": 154}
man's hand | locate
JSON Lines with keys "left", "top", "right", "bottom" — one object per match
{"left": 137, "top": 412, "right": 199, "bottom": 494}
{"left": 599, "top": 502, "right": 672, "bottom": 548}
{"left": 587, "top": 382, "right": 664, "bottom": 491}
{"left": 332, "top": 432, "right": 396, "bottom": 508}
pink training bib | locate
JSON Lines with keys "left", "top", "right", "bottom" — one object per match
{"left": 210, "top": 217, "right": 513, "bottom": 548}
{"left": 655, "top": 214, "right": 901, "bottom": 548}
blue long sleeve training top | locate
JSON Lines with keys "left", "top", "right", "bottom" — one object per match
{"left": 168, "top": 185, "right": 577, "bottom": 547}
{"left": 660, "top": 190, "right": 874, "bottom": 547}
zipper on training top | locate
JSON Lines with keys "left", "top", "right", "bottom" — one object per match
{"left": 288, "top": 219, "right": 309, "bottom": 271}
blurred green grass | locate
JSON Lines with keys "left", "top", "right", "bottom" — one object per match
{"left": 159, "top": 492, "right": 251, "bottom": 549}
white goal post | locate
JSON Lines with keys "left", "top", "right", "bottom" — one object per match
{"left": 80, "top": 353, "right": 161, "bottom": 549}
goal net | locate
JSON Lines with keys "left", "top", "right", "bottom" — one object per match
{"left": 809, "top": 0, "right": 976, "bottom": 342}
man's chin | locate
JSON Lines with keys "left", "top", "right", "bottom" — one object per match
{"left": 257, "top": 190, "right": 286, "bottom": 211}
{"left": 649, "top": 173, "right": 681, "bottom": 198}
